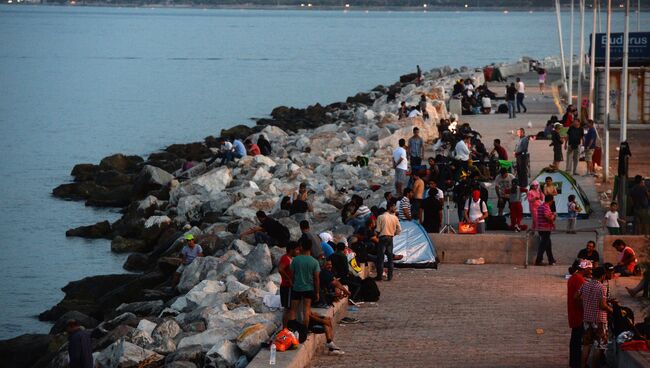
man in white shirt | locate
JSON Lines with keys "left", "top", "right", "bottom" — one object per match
{"left": 393, "top": 139, "right": 409, "bottom": 196}
{"left": 516, "top": 77, "right": 527, "bottom": 113}
{"left": 454, "top": 135, "right": 471, "bottom": 172}
{"left": 464, "top": 189, "right": 488, "bottom": 233}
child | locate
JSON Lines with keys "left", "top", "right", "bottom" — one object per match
{"left": 543, "top": 176, "right": 558, "bottom": 213}
{"left": 506, "top": 178, "right": 527, "bottom": 232}
{"left": 567, "top": 194, "right": 580, "bottom": 234}
{"left": 603, "top": 201, "right": 623, "bottom": 235}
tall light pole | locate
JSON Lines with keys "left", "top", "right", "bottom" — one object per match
{"left": 556, "top": 0, "right": 568, "bottom": 99}
{"left": 622, "top": 0, "right": 629, "bottom": 142}
{"left": 589, "top": 0, "right": 597, "bottom": 120}
{"left": 603, "top": 0, "right": 611, "bottom": 183}
{"left": 638, "top": 0, "right": 641, "bottom": 32}
{"left": 578, "top": 0, "right": 585, "bottom": 114}
{"left": 569, "top": 0, "right": 575, "bottom": 103}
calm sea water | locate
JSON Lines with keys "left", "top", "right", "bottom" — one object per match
{"left": 0, "top": 5, "right": 645, "bottom": 339}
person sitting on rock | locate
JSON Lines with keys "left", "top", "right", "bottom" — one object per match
{"left": 67, "top": 319, "right": 93, "bottom": 368}
{"left": 257, "top": 134, "right": 272, "bottom": 156}
{"left": 291, "top": 182, "right": 312, "bottom": 218}
{"left": 244, "top": 139, "right": 261, "bottom": 156}
{"left": 318, "top": 232, "right": 335, "bottom": 259}
{"left": 398, "top": 101, "right": 408, "bottom": 120}
{"left": 173, "top": 233, "right": 204, "bottom": 288}
{"left": 218, "top": 138, "right": 246, "bottom": 165}
{"left": 239, "top": 210, "right": 291, "bottom": 247}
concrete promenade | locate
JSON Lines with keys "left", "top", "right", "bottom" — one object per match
{"left": 312, "top": 71, "right": 645, "bottom": 367}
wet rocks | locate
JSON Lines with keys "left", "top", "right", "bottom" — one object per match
{"left": 65, "top": 220, "right": 112, "bottom": 239}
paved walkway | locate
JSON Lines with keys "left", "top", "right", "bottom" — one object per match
{"left": 311, "top": 70, "right": 632, "bottom": 367}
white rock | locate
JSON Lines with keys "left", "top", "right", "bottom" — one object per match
{"left": 220, "top": 250, "right": 247, "bottom": 268}
{"left": 251, "top": 167, "right": 273, "bottom": 182}
{"left": 314, "top": 123, "right": 339, "bottom": 133}
{"left": 177, "top": 195, "right": 204, "bottom": 222}
{"left": 172, "top": 166, "right": 233, "bottom": 204}
{"left": 205, "top": 340, "right": 241, "bottom": 368}
{"left": 245, "top": 244, "right": 273, "bottom": 277}
{"left": 95, "top": 340, "right": 163, "bottom": 368}
{"left": 152, "top": 319, "right": 181, "bottom": 340}
{"left": 136, "top": 319, "right": 157, "bottom": 336}
{"left": 236, "top": 323, "right": 269, "bottom": 358}
{"left": 177, "top": 256, "right": 223, "bottom": 293}
{"left": 230, "top": 239, "right": 253, "bottom": 256}
{"left": 178, "top": 328, "right": 240, "bottom": 351}
{"left": 137, "top": 195, "right": 160, "bottom": 213}
{"left": 226, "top": 279, "right": 250, "bottom": 293}
{"left": 144, "top": 215, "right": 172, "bottom": 229}
{"left": 252, "top": 155, "right": 276, "bottom": 168}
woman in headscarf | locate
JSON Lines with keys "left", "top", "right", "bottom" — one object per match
{"left": 527, "top": 180, "right": 544, "bottom": 231}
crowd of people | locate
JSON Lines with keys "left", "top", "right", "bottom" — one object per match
{"left": 451, "top": 78, "right": 497, "bottom": 116}
{"left": 567, "top": 239, "right": 640, "bottom": 368}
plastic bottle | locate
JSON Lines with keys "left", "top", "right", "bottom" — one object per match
{"left": 293, "top": 331, "right": 299, "bottom": 343}
{"left": 270, "top": 343, "right": 276, "bottom": 365}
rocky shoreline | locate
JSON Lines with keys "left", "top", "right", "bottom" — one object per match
{"left": 0, "top": 57, "right": 550, "bottom": 368}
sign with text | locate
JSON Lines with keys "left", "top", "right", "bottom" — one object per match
{"left": 591, "top": 32, "right": 650, "bottom": 66}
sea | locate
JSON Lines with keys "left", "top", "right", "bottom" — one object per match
{"left": 0, "top": 4, "right": 645, "bottom": 339}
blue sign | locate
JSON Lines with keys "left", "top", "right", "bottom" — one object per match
{"left": 591, "top": 32, "right": 650, "bottom": 66}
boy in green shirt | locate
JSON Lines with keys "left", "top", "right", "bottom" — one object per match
{"left": 290, "top": 237, "right": 321, "bottom": 330}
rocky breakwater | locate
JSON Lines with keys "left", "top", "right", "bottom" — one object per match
{"left": 0, "top": 64, "right": 486, "bottom": 368}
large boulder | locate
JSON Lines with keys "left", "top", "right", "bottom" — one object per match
{"left": 70, "top": 163, "right": 99, "bottom": 181}
{"left": 115, "top": 300, "right": 164, "bottom": 317}
{"left": 165, "top": 345, "right": 205, "bottom": 366}
{"left": 245, "top": 244, "right": 272, "bottom": 277}
{"left": 177, "top": 327, "right": 240, "bottom": 351}
{"left": 52, "top": 181, "right": 107, "bottom": 201}
{"left": 94, "top": 324, "right": 136, "bottom": 351}
{"left": 165, "top": 142, "right": 213, "bottom": 162}
{"left": 0, "top": 334, "right": 55, "bottom": 368}
{"left": 123, "top": 253, "right": 150, "bottom": 272}
{"left": 94, "top": 170, "right": 133, "bottom": 188}
{"left": 236, "top": 323, "right": 269, "bottom": 358}
{"left": 205, "top": 340, "right": 241, "bottom": 368}
{"left": 152, "top": 319, "right": 182, "bottom": 341}
{"left": 177, "top": 256, "right": 222, "bottom": 294}
{"left": 220, "top": 125, "right": 256, "bottom": 140}
{"left": 65, "top": 220, "right": 112, "bottom": 239}
{"left": 95, "top": 340, "right": 163, "bottom": 368}
{"left": 172, "top": 166, "right": 232, "bottom": 204}
{"left": 133, "top": 165, "right": 174, "bottom": 198}
{"left": 99, "top": 153, "right": 144, "bottom": 174}
{"left": 111, "top": 236, "right": 149, "bottom": 253}
{"left": 236, "top": 288, "right": 273, "bottom": 313}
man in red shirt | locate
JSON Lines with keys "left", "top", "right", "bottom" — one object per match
{"left": 490, "top": 139, "right": 508, "bottom": 161}
{"left": 612, "top": 239, "right": 638, "bottom": 276}
{"left": 279, "top": 241, "right": 300, "bottom": 328}
{"left": 567, "top": 260, "right": 591, "bottom": 368}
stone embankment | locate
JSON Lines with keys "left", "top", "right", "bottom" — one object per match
{"left": 0, "top": 57, "right": 559, "bottom": 368}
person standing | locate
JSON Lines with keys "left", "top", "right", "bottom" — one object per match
{"left": 507, "top": 178, "right": 526, "bottom": 232}
{"left": 567, "top": 195, "right": 579, "bottom": 234}
{"left": 66, "top": 320, "right": 93, "bottom": 368}
{"left": 535, "top": 194, "right": 557, "bottom": 266}
{"left": 527, "top": 180, "right": 544, "bottom": 231}
{"left": 603, "top": 201, "right": 623, "bottom": 235}
{"left": 455, "top": 135, "right": 471, "bottom": 173}
{"left": 565, "top": 119, "right": 583, "bottom": 175}
{"left": 398, "top": 188, "right": 413, "bottom": 221}
{"left": 583, "top": 120, "right": 597, "bottom": 176}
{"left": 299, "top": 220, "right": 323, "bottom": 261}
{"left": 538, "top": 67, "right": 546, "bottom": 94}
{"left": 416, "top": 64, "right": 422, "bottom": 85}
{"left": 579, "top": 267, "right": 613, "bottom": 368}
{"left": 567, "top": 260, "right": 591, "bottom": 368}
{"left": 393, "top": 139, "right": 409, "bottom": 196}
{"left": 514, "top": 128, "right": 530, "bottom": 187}
{"left": 289, "top": 238, "right": 321, "bottom": 330}
{"left": 515, "top": 77, "right": 527, "bottom": 113}
{"left": 494, "top": 168, "right": 515, "bottom": 217}
{"left": 408, "top": 127, "right": 424, "bottom": 167}
{"left": 464, "top": 189, "right": 488, "bottom": 234}
{"left": 506, "top": 82, "right": 517, "bottom": 119}
{"left": 630, "top": 175, "right": 650, "bottom": 235}
{"left": 550, "top": 123, "right": 563, "bottom": 170}
{"left": 421, "top": 181, "right": 443, "bottom": 233}
{"left": 411, "top": 173, "right": 425, "bottom": 222}
{"left": 375, "top": 200, "right": 401, "bottom": 282}
{"left": 419, "top": 94, "right": 429, "bottom": 120}
{"left": 279, "top": 241, "right": 300, "bottom": 328}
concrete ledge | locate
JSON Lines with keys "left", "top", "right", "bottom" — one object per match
{"left": 617, "top": 349, "right": 650, "bottom": 367}
{"left": 247, "top": 298, "right": 348, "bottom": 368}
{"left": 602, "top": 235, "right": 649, "bottom": 265}
{"left": 430, "top": 233, "right": 527, "bottom": 265}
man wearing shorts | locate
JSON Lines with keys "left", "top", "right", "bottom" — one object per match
{"left": 279, "top": 241, "right": 300, "bottom": 328}
{"left": 289, "top": 238, "right": 320, "bottom": 330}
{"left": 579, "top": 267, "right": 613, "bottom": 368}
{"left": 173, "top": 234, "right": 203, "bottom": 288}
{"left": 393, "top": 139, "right": 409, "bottom": 196}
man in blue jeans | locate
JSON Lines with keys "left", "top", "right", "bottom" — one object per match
{"left": 374, "top": 200, "right": 401, "bottom": 281}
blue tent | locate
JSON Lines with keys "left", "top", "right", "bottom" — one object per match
{"left": 393, "top": 221, "right": 438, "bottom": 268}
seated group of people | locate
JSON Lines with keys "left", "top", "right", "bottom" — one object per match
{"left": 452, "top": 78, "right": 497, "bottom": 115}
{"left": 207, "top": 134, "right": 272, "bottom": 166}
{"left": 397, "top": 94, "right": 430, "bottom": 120}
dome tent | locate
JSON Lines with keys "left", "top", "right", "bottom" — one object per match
{"left": 522, "top": 168, "right": 592, "bottom": 219}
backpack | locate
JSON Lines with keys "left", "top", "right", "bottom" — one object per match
{"left": 359, "top": 278, "right": 381, "bottom": 302}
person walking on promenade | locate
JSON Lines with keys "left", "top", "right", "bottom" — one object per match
{"left": 538, "top": 67, "right": 546, "bottom": 94}
{"left": 583, "top": 120, "right": 597, "bottom": 176}
{"left": 375, "top": 200, "right": 401, "bottom": 282}
{"left": 567, "top": 260, "right": 591, "bottom": 368}
{"left": 506, "top": 82, "right": 517, "bottom": 119}
{"left": 408, "top": 127, "right": 424, "bottom": 167}
{"left": 514, "top": 128, "right": 530, "bottom": 187}
{"left": 535, "top": 194, "right": 557, "bottom": 266}
{"left": 515, "top": 77, "right": 527, "bottom": 113}
{"left": 393, "top": 139, "right": 409, "bottom": 196}
{"left": 565, "top": 119, "right": 583, "bottom": 175}
{"left": 550, "top": 123, "right": 563, "bottom": 170}
{"left": 527, "top": 180, "right": 543, "bottom": 231}
{"left": 579, "top": 266, "right": 613, "bottom": 368}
